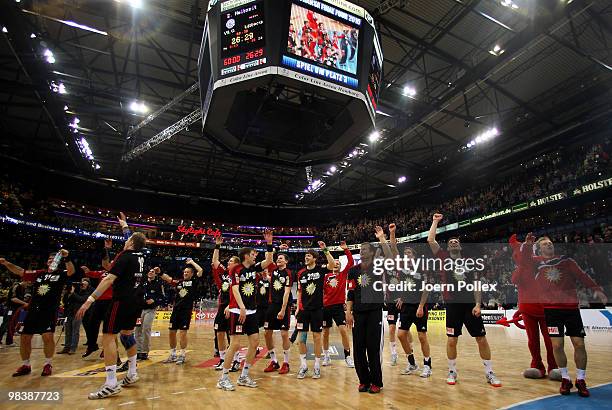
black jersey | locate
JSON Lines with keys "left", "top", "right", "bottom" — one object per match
{"left": 171, "top": 276, "right": 201, "bottom": 311}
{"left": 347, "top": 262, "right": 384, "bottom": 312}
{"left": 229, "top": 262, "right": 263, "bottom": 311}
{"left": 297, "top": 266, "right": 326, "bottom": 311}
{"left": 268, "top": 264, "right": 293, "bottom": 305}
{"left": 109, "top": 250, "right": 146, "bottom": 301}
{"left": 23, "top": 265, "right": 69, "bottom": 310}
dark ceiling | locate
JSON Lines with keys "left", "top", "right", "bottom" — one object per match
{"left": 1, "top": 0, "right": 611, "bottom": 208}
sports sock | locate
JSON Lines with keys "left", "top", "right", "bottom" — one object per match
{"left": 483, "top": 360, "right": 493, "bottom": 374}
{"left": 105, "top": 365, "right": 117, "bottom": 387}
{"left": 241, "top": 363, "right": 250, "bottom": 378}
{"left": 221, "top": 368, "right": 229, "bottom": 380}
{"left": 283, "top": 350, "right": 290, "bottom": 364}
{"left": 44, "top": 358, "right": 52, "bottom": 366}
{"left": 178, "top": 349, "right": 185, "bottom": 357}
{"left": 22, "top": 359, "right": 30, "bottom": 366}
{"left": 577, "top": 369, "right": 586, "bottom": 380}
{"left": 233, "top": 351, "right": 240, "bottom": 362}
{"left": 323, "top": 349, "right": 329, "bottom": 359}
{"left": 170, "top": 348, "right": 176, "bottom": 356}
{"left": 424, "top": 356, "right": 431, "bottom": 368}
{"left": 448, "top": 359, "right": 457, "bottom": 372}
{"left": 314, "top": 356, "right": 321, "bottom": 369}
{"left": 344, "top": 349, "right": 351, "bottom": 358}
{"left": 270, "top": 349, "right": 277, "bottom": 363}
{"left": 391, "top": 342, "right": 397, "bottom": 355}
{"left": 408, "top": 354, "right": 416, "bottom": 366}
{"left": 219, "top": 350, "right": 226, "bottom": 360}
{"left": 300, "top": 354, "right": 307, "bottom": 369}
{"left": 560, "top": 367, "right": 569, "bottom": 379}
{"left": 128, "top": 355, "right": 137, "bottom": 376}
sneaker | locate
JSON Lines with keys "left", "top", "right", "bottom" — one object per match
{"left": 575, "top": 379, "right": 589, "bottom": 397}
{"left": 369, "top": 385, "right": 382, "bottom": 394}
{"left": 265, "top": 351, "right": 271, "bottom": 359}
{"left": 523, "top": 367, "right": 545, "bottom": 379}
{"left": 560, "top": 378, "right": 573, "bottom": 395}
{"left": 176, "top": 355, "right": 186, "bottom": 365}
{"left": 82, "top": 346, "right": 99, "bottom": 358}
{"left": 297, "top": 366, "right": 308, "bottom": 379}
{"left": 214, "top": 359, "right": 225, "bottom": 371}
{"left": 401, "top": 364, "right": 419, "bottom": 375}
{"left": 420, "top": 365, "right": 432, "bottom": 378}
{"left": 264, "top": 361, "right": 280, "bottom": 373}
{"left": 162, "top": 354, "right": 177, "bottom": 364}
{"left": 358, "top": 384, "right": 370, "bottom": 393}
{"left": 279, "top": 362, "right": 290, "bottom": 375}
{"left": 41, "top": 364, "right": 52, "bottom": 376}
{"left": 312, "top": 367, "right": 321, "bottom": 379}
{"left": 548, "top": 369, "right": 562, "bottom": 381}
{"left": 88, "top": 384, "right": 122, "bottom": 400}
{"left": 117, "top": 361, "right": 129, "bottom": 373}
{"left": 447, "top": 370, "right": 457, "bottom": 385}
{"left": 229, "top": 360, "right": 241, "bottom": 372}
{"left": 12, "top": 365, "right": 31, "bottom": 377}
{"left": 217, "top": 378, "right": 236, "bottom": 391}
{"left": 116, "top": 357, "right": 122, "bottom": 367}
{"left": 120, "top": 373, "right": 139, "bottom": 387}
{"left": 345, "top": 356, "right": 355, "bottom": 368}
{"left": 391, "top": 352, "right": 398, "bottom": 366}
{"left": 57, "top": 347, "right": 70, "bottom": 354}
{"left": 486, "top": 371, "right": 502, "bottom": 387}
{"left": 322, "top": 356, "right": 331, "bottom": 367}
{"left": 237, "top": 375, "right": 258, "bottom": 388}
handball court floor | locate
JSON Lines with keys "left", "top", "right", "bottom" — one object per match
{"left": 0, "top": 319, "right": 610, "bottom": 410}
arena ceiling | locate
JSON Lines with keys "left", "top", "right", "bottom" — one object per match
{"left": 1, "top": 0, "right": 611, "bottom": 208}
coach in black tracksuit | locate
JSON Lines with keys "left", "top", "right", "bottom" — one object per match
{"left": 346, "top": 241, "right": 384, "bottom": 393}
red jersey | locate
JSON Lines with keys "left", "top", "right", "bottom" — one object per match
{"left": 212, "top": 265, "right": 232, "bottom": 306}
{"left": 85, "top": 270, "right": 113, "bottom": 301}
{"left": 509, "top": 235, "right": 543, "bottom": 316}
{"left": 519, "top": 245, "right": 604, "bottom": 309}
{"left": 323, "top": 249, "right": 354, "bottom": 307}
{"left": 228, "top": 262, "right": 262, "bottom": 311}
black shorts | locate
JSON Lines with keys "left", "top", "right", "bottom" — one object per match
{"left": 323, "top": 304, "right": 346, "bottom": 328}
{"left": 229, "top": 312, "right": 259, "bottom": 336}
{"left": 296, "top": 309, "right": 323, "bottom": 333}
{"left": 103, "top": 300, "right": 142, "bottom": 335}
{"left": 264, "top": 303, "right": 290, "bottom": 330}
{"left": 214, "top": 304, "right": 229, "bottom": 332}
{"left": 257, "top": 305, "right": 268, "bottom": 328}
{"left": 22, "top": 305, "right": 57, "bottom": 335}
{"left": 386, "top": 303, "right": 399, "bottom": 325}
{"left": 445, "top": 304, "right": 486, "bottom": 337}
{"left": 169, "top": 308, "right": 192, "bottom": 331}
{"left": 544, "top": 308, "right": 586, "bottom": 338}
{"left": 399, "top": 304, "right": 428, "bottom": 332}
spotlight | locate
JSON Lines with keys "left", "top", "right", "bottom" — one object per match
{"left": 329, "top": 165, "right": 337, "bottom": 173}
{"left": 1, "top": 27, "right": 7, "bottom": 33}
{"left": 398, "top": 176, "right": 407, "bottom": 183}
{"left": 129, "top": 100, "right": 149, "bottom": 114}
{"left": 402, "top": 85, "right": 417, "bottom": 97}
{"left": 368, "top": 131, "right": 380, "bottom": 143}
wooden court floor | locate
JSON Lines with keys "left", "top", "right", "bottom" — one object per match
{"left": 0, "top": 319, "right": 610, "bottom": 410}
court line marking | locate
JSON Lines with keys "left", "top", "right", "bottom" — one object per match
{"left": 146, "top": 396, "right": 160, "bottom": 400}
{"left": 193, "top": 387, "right": 207, "bottom": 391}
{"left": 498, "top": 382, "right": 612, "bottom": 409}
{"left": 171, "top": 391, "right": 185, "bottom": 395}
{"left": 118, "top": 402, "right": 135, "bottom": 406}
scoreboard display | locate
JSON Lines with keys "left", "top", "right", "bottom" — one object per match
{"left": 220, "top": 1, "right": 266, "bottom": 76}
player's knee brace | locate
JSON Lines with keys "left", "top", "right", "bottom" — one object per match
{"left": 120, "top": 333, "right": 136, "bottom": 349}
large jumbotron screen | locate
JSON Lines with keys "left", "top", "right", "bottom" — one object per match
{"left": 286, "top": 2, "right": 360, "bottom": 77}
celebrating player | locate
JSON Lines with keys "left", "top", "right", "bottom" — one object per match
{"left": 76, "top": 232, "right": 148, "bottom": 399}
{"left": 521, "top": 233, "right": 607, "bottom": 397}
{"left": 136, "top": 267, "right": 164, "bottom": 360}
{"left": 159, "top": 258, "right": 204, "bottom": 365}
{"left": 1, "top": 250, "right": 75, "bottom": 377}
{"left": 322, "top": 240, "right": 354, "bottom": 368}
{"left": 427, "top": 213, "right": 501, "bottom": 387}
{"left": 217, "top": 231, "right": 274, "bottom": 391}
{"left": 295, "top": 242, "right": 335, "bottom": 379}
{"left": 263, "top": 244, "right": 293, "bottom": 374}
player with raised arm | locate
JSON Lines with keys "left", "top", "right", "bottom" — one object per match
{"left": 1, "top": 250, "right": 75, "bottom": 377}
{"left": 76, "top": 232, "right": 148, "bottom": 399}
{"left": 428, "top": 213, "right": 501, "bottom": 387}
{"left": 211, "top": 236, "right": 241, "bottom": 371}
{"left": 263, "top": 244, "right": 293, "bottom": 375}
{"left": 159, "top": 258, "right": 204, "bottom": 365}
{"left": 521, "top": 233, "right": 607, "bottom": 397}
{"left": 295, "top": 241, "right": 335, "bottom": 380}
{"left": 386, "top": 223, "right": 401, "bottom": 366}
{"left": 217, "top": 231, "right": 274, "bottom": 391}
{"left": 322, "top": 240, "right": 354, "bottom": 368}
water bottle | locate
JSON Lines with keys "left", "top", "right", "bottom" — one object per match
{"left": 49, "top": 251, "right": 63, "bottom": 272}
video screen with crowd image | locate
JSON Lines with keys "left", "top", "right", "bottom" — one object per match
{"left": 287, "top": 3, "right": 359, "bottom": 76}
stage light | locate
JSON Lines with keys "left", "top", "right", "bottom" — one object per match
{"left": 129, "top": 100, "right": 149, "bottom": 114}
{"left": 51, "top": 81, "right": 67, "bottom": 94}
{"left": 1, "top": 27, "right": 7, "bottom": 33}
{"left": 489, "top": 44, "right": 505, "bottom": 56}
{"left": 30, "top": 33, "right": 36, "bottom": 38}
{"left": 116, "top": 0, "right": 143, "bottom": 8}
{"left": 402, "top": 85, "right": 417, "bottom": 97}
{"left": 64, "top": 105, "right": 68, "bottom": 111}
{"left": 329, "top": 165, "right": 337, "bottom": 173}
{"left": 501, "top": 0, "right": 518, "bottom": 9}
{"left": 465, "top": 127, "right": 500, "bottom": 149}
{"left": 398, "top": 176, "right": 407, "bottom": 183}
{"left": 369, "top": 131, "right": 380, "bottom": 143}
